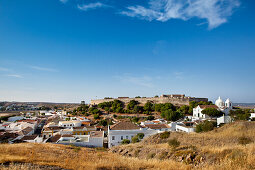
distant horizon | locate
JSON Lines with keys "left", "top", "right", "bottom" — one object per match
{"left": 1, "top": 94, "right": 255, "bottom": 104}
{"left": 1, "top": 0, "right": 255, "bottom": 103}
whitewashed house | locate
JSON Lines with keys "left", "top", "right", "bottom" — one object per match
{"left": 56, "top": 131, "right": 104, "bottom": 147}
{"left": 58, "top": 120, "right": 82, "bottom": 128}
{"left": 217, "top": 115, "right": 232, "bottom": 126}
{"left": 108, "top": 120, "right": 158, "bottom": 148}
{"left": 193, "top": 105, "right": 219, "bottom": 120}
{"left": 21, "top": 135, "right": 43, "bottom": 143}
{"left": 7, "top": 116, "right": 25, "bottom": 122}
{"left": 175, "top": 122, "right": 195, "bottom": 133}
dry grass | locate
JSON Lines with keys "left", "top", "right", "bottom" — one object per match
{"left": 1, "top": 121, "right": 255, "bottom": 170}
{"left": 0, "top": 143, "right": 190, "bottom": 170}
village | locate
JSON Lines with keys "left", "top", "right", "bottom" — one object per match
{"left": 0, "top": 94, "right": 255, "bottom": 148}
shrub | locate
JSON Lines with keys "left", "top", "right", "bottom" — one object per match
{"left": 238, "top": 137, "right": 253, "bottom": 146}
{"left": 147, "top": 152, "right": 156, "bottom": 159}
{"left": 137, "top": 133, "right": 145, "bottom": 139}
{"left": 94, "top": 114, "right": 100, "bottom": 119}
{"left": 168, "top": 138, "right": 180, "bottom": 150}
{"left": 121, "top": 139, "right": 130, "bottom": 145}
{"left": 131, "top": 136, "right": 140, "bottom": 143}
{"left": 160, "top": 131, "right": 170, "bottom": 139}
{"left": 146, "top": 115, "right": 155, "bottom": 121}
{"left": 158, "top": 151, "right": 168, "bottom": 160}
{"left": 195, "top": 120, "right": 216, "bottom": 133}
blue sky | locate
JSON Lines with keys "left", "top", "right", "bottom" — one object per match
{"left": 0, "top": 0, "right": 255, "bottom": 103}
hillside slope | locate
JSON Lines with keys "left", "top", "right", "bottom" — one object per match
{"left": 0, "top": 121, "right": 255, "bottom": 170}
{"left": 111, "top": 121, "right": 255, "bottom": 169}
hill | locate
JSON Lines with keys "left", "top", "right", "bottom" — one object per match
{"left": 0, "top": 121, "right": 255, "bottom": 169}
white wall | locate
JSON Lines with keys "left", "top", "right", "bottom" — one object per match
{"left": 108, "top": 129, "right": 158, "bottom": 148}
{"left": 176, "top": 124, "right": 195, "bottom": 133}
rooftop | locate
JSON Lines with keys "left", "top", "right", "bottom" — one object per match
{"left": 144, "top": 124, "right": 170, "bottom": 129}
{"left": 110, "top": 120, "right": 140, "bottom": 130}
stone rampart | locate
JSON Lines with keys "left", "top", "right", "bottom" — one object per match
{"left": 91, "top": 96, "right": 208, "bottom": 106}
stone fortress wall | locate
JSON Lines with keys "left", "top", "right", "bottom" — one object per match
{"left": 90, "top": 94, "right": 208, "bottom": 106}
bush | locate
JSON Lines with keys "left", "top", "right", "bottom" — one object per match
{"left": 195, "top": 120, "right": 216, "bottom": 133}
{"left": 160, "top": 131, "right": 170, "bottom": 139}
{"left": 168, "top": 138, "right": 180, "bottom": 149}
{"left": 121, "top": 139, "right": 130, "bottom": 145}
{"left": 137, "top": 133, "right": 144, "bottom": 139}
{"left": 131, "top": 136, "right": 140, "bottom": 143}
{"left": 147, "top": 152, "right": 156, "bottom": 159}
{"left": 238, "top": 137, "right": 253, "bottom": 146}
{"left": 94, "top": 114, "right": 100, "bottom": 119}
{"left": 146, "top": 115, "right": 155, "bottom": 121}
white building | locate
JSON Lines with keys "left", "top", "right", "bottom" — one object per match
{"left": 58, "top": 120, "right": 82, "bottom": 128}
{"left": 7, "top": 116, "right": 25, "bottom": 122}
{"left": 215, "top": 97, "right": 233, "bottom": 115}
{"left": 175, "top": 123, "right": 195, "bottom": 133}
{"left": 193, "top": 97, "right": 233, "bottom": 120}
{"left": 193, "top": 105, "right": 219, "bottom": 120}
{"left": 108, "top": 120, "right": 159, "bottom": 148}
{"left": 21, "top": 135, "right": 43, "bottom": 143}
{"left": 56, "top": 131, "right": 104, "bottom": 147}
{"left": 217, "top": 115, "right": 232, "bottom": 126}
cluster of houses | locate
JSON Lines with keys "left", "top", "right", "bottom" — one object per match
{"left": 1, "top": 97, "right": 254, "bottom": 148}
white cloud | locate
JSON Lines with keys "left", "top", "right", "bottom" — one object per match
{"left": 6, "top": 74, "right": 23, "bottom": 78}
{"left": 114, "top": 75, "right": 154, "bottom": 88}
{"left": 30, "top": 66, "right": 58, "bottom": 72}
{"left": 77, "top": 2, "right": 110, "bottom": 11}
{"left": 121, "top": 0, "right": 240, "bottom": 29}
{"left": 0, "top": 67, "right": 10, "bottom": 72}
{"left": 173, "top": 71, "right": 184, "bottom": 80}
{"left": 59, "top": 0, "right": 68, "bottom": 4}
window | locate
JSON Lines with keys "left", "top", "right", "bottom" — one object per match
{"left": 126, "top": 136, "right": 128, "bottom": 139}
{"left": 112, "top": 136, "right": 115, "bottom": 140}
{"left": 131, "top": 136, "right": 133, "bottom": 139}
{"left": 121, "top": 136, "right": 123, "bottom": 140}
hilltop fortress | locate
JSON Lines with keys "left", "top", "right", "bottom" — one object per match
{"left": 91, "top": 94, "right": 208, "bottom": 106}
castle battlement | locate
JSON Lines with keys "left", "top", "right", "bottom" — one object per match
{"left": 90, "top": 94, "right": 208, "bottom": 106}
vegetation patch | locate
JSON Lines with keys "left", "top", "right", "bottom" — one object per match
{"left": 160, "top": 131, "right": 170, "bottom": 139}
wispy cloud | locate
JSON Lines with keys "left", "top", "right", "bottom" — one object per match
{"left": 30, "top": 66, "right": 58, "bottom": 72}
{"left": 77, "top": 2, "right": 111, "bottom": 11}
{"left": 173, "top": 71, "right": 184, "bottom": 80}
{"left": 6, "top": 74, "right": 23, "bottom": 78}
{"left": 59, "top": 0, "right": 68, "bottom": 4}
{"left": 0, "top": 67, "right": 10, "bottom": 72}
{"left": 121, "top": 0, "right": 240, "bottom": 29}
{"left": 114, "top": 75, "right": 154, "bottom": 88}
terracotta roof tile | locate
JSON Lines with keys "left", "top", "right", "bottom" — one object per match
{"left": 144, "top": 124, "right": 170, "bottom": 129}
{"left": 199, "top": 105, "right": 218, "bottom": 109}
{"left": 110, "top": 121, "right": 140, "bottom": 130}
{"left": 21, "top": 135, "right": 38, "bottom": 141}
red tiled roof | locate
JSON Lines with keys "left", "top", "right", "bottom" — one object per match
{"left": 144, "top": 124, "right": 170, "bottom": 129}
{"left": 21, "top": 135, "right": 38, "bottom": 141}
{"left": 62, "top": 134, "right": 73, "bottom": 137}
{"left": 47, "top": 135, "right": 61, "bottom": 143}
{"left": 90, "top": 131, "right": 104, "bottom": 138}
{"left": 110, "top": 120, "right": 140, "bottom": 130}
{"left": 199, "top": 105, "right": 218, "bottom": 109}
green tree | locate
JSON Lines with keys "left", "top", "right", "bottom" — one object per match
{"left": 144, "top": 101, "right": 154, "bottom": 112}
{"left": 201, "top": 108, "right": 223, "bottom": 117}
{"left": 146, "top": 115, "right": 155, "bottom": 121}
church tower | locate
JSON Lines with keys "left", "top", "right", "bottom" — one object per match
{"left": 215, "top": 96, "right": 224, "bottom": 109}
{"left": 225, "top": 98, "right": 233, "bottom": 109}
